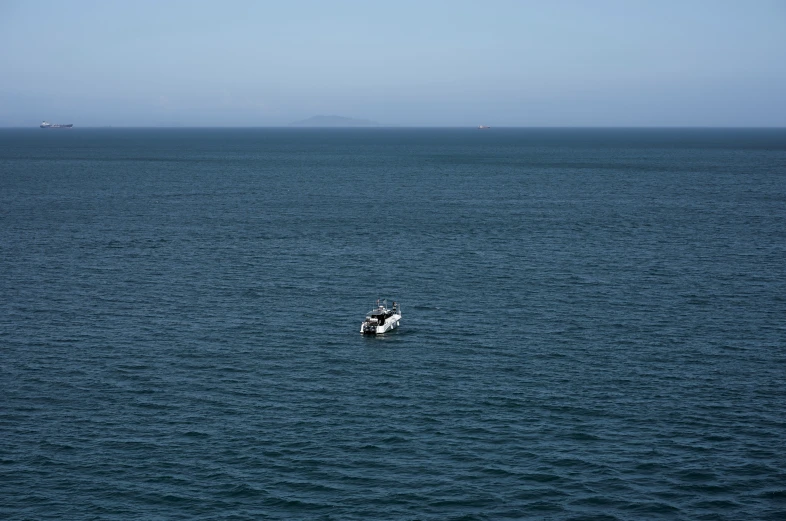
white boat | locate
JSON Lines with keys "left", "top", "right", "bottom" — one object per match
{"left": 360, "top": 299, "right": 401, "bottom": 334}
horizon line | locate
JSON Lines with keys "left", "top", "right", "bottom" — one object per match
{"left": 2, "top": 125, "right": 785, "bottom": 129}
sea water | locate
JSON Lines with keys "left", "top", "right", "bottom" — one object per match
{"left": 1, "top": 128, "right": 785, "bottom": 519}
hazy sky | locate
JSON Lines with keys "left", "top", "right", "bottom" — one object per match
{"left": 1, "top": 0, "right": 785, "bottom": 126}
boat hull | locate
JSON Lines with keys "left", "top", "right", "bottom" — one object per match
{"left": 360, "top": 313, "right": 401, "bottom": 334}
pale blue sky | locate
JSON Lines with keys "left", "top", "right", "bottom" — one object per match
{"left": 1, "top": 0, "right": 784, "bottom": 126}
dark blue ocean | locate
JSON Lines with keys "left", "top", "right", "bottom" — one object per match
{"left": 2, "top": 128, "right": 785, "bottom": 520}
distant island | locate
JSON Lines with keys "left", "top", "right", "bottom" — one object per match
{"left": 290, "top": 115, "right": 380, "bottom": 127}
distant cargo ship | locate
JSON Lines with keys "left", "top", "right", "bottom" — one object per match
{"left": 40, "top": 121, "right": 73, "bottom": 128}
{"left": 478, "top": 125, "right": 491, "bottom": 129}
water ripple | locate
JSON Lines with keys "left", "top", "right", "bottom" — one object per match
{"left": 2, "top": 128, "right": 785, "bottom": 519}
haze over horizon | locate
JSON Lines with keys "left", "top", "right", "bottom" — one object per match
{"left": 1, "top": 0, "right": 785, "bottom": 128}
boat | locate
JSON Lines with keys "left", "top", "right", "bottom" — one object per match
{"left": 478, "top": 125, "right": 491, "bottom": 129}
{"left": 40, "top": 121, "right": 73, "bottom": 128}
{"left": 360, "top": 299, "right": 401, "bottom": 334}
